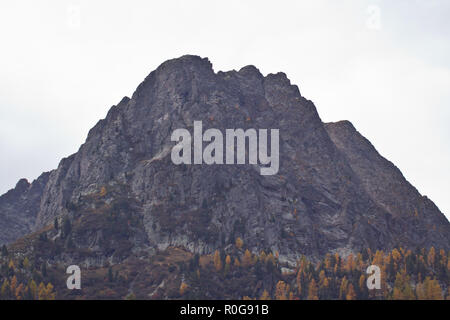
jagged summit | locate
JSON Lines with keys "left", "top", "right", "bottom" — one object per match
{"left": 161, "top": 54, "right": 213, "bottom": 67}
{"left": 0, "top": 56, "right": 448, "bottom": 264}
{"left": 15, "top": 178, "right": 30, "bottom": 191}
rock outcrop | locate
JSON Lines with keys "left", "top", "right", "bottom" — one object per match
{"left": 0, "top": 172, "right": 49, "bottom": 245}
{"left": 1, "top": 55, "right": 448, "bottom": 263}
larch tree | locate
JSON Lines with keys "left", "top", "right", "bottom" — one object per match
{"left": 213, "top": 250, "right": 222, "bottom": 272}
{"left": 345, "top": 254, "right": 355, "bottom": 272}
{"left": 359, "top": 274, "right": 366, "bottom": 293}
{"left": 45, "top": 283, "right": 56, "bottom": 300}
{"left": 10, "top": 276, "right": 18, "bottom": 299}
{"left": 260, "top": 289, "right": 270, "bottom": 300}
{"left": 339, "top": 277, "right": 348, "bottom": 300}
{"left": 1, "top": 280, "right": 10, "bottom": 299}
{"left": 235, "top": 237, "right": 244, "bottom": 250}
{"left": 427, "top": 247, "right": 436, "bottom": 268}
{"left": 296, "top": 268, "right": 302, "bottom": 297}
{"left": 259, "top": 251, "right": 267, "bottom": 263}
{"left": 346, "top": 283, "right": 356, "bottom": 300}
{"left": 225, "top": 255, "right": 231, "bottom": 266}
{"left": 179, "top": 282, "right": 188, "bottom": 295}
{"left": 29, "top": 280, "right": 37, "bottom": 300}
{"left": 307, "top": 279, "right": 318, "bottom": 300}
{"left": 242, "top": 249, "right": 253, "bottom": 267}
{"left": 275, "top": 281, "right": 289, "bottom": 300}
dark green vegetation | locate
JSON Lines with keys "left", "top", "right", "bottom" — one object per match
{"left": 0, "top": 185, "right": 448, "bottom": 300}
{"left": 1, "top": 234, "right": 449, "bottom": 299}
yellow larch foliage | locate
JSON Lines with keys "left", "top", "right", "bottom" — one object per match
{"left": 180, "top": 282, "right": 188, "bottom": 295}
{"left": 324, "top": 253, "right": 332, "bottom": 271}
{"left": 235, "top": 237, "right": 244, "bottom": 250}
{"left": 242, "top": 249, "right": 253, "bottom": 267}
{"left": 359, "top": 274, "right": 366, "bottom": 292}
{"left": 99, "top": 186, "right": 107, "bottom": 197}
{"left": 416, "top": 277, "right": 443, "bottom": 300}
{"left": 339, "top": 277, "right": 348, "bottom": 300}
{"left": 8, "top": 259, "right": 14, "bottom": 271}
{"left": 391, "top": 248, "right": 402, "bottom": 264}
{"left": 23, "top": 257, "right": 30, "bottom": 269}
{"left": 275, "top": 281, "right": 289, "bottom": 300}
{"left": 346, "top": 284, "right": 356, "bottom": 300}
{"left": 1, "top": 280, "right": 9, "bottom": 298}
{"left": 259, "top": 251, "right": 267, "bottom": 263}
{"left": 318, "top": 270, "right": 326, "bottom": 286}
{"left": 266, "top": 253, "right": 276, "bottom": 267}
{"left": 307, "top": 279, "right": 318, "bottom": 300}
{"left": 427, "top": 247, "right": 436, "bottom": 267}
{"left": 260, "top": 289, "right": 270, "bottom": 300}
{"left": 346, "top": 253, "right": 355, "bottom": 272}
{"left": 45, "top": 283, "right": 56, "bottom": 300}
{"left": 29, "top": 280, "right": 37, "bottom": 300}
{"left": 213, "top": 250, "right": 222, "bottom": 272}
{"left": 225, "top": 255, "right": 231, "bottom": 266}
{"left": 10, "top": 275, "right": 18, "bottom": 297}
{"left": 296, "top": 268, "right": 302, "bottom": 296}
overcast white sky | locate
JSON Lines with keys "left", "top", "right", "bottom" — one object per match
{"left": 0, "top": 0, "right": 449, "bottom": 220}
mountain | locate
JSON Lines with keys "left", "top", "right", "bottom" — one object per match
{"left": 1, "top": 55, "right": 449, "bottom": 267}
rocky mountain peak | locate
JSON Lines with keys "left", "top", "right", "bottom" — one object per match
{"left": 15, "top": 178, "right": 30, "bottom": 192}
{"left": 0, "top": 56, "right": 448, "bottom": 265}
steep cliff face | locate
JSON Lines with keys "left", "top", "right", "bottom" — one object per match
{"left": 1, "top": 55, "right": 449, "bottom": 262}
{"left": 0, "top": 172, "right": 49, "bottom": 245}
{"left": 325, "top": 121, "right": 450, "bottom": 249}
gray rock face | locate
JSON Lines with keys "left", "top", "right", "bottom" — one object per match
{"left": 0, "top": 172, "right": 49, "bottom": 245}
{"left": 1, "top": 55, "right": 449, "bottom": 261}
{"left": 325, "top": 121, "right": 450, "bottom": 250}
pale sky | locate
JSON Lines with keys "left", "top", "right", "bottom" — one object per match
{"left": 0, "top": 0, "right": 449, "bottom": 220}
